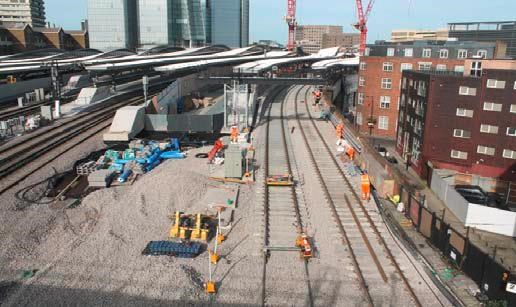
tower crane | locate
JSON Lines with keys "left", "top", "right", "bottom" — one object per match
{"left": 285, "top": 0, "right": 297, "bottom": 51}
{"left": 353, "top": 0, "right": 375, "bottom": 55}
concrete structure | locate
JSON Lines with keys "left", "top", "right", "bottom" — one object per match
{"left": 356, "top": 40, "right": 499, "bottom": 139}
{"left": 295, "top": 25, "right": 342, "bottom": 54}
{"left": 211, "top": 0, "right": 249, "bottom": 48}
{"left": 103, "top": 105, "right": 146, "bottom": 142}
{"left": 0, "top": 0, "right": 45, "bottom": 28}
{"left": 391, "top": 29, "right": 448, "bottom": 42}
{"left": 321, "top": 32, "right": 359, "bottom": 49}
{"left": 448, "top": 21, "right": 516, "bottom": 59}
{"left": 396, "top": 62, "right": 516, "bottom": 181}
{"left": 138, "top": 0, "right": 211, "bottom": 49}
{"left": 87, "top": 0, "right": 138, "bottom": 51}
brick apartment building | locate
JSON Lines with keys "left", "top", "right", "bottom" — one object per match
{"left": 396, "top": 59, "right": 516, "bottom": 181}
{"left": 0, "top": 24, "right": 88, "bottom": 54}
{"left": 355, "top": 40, "right": 500, "bottom": 139}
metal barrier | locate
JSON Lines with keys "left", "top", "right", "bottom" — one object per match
{"left": 400, "top": 184, "right": 516, "bottom": 304}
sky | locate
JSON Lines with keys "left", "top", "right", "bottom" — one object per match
{"left": 46, "top": 0, "right": 516, "bottom": 44}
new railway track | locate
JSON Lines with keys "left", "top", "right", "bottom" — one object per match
{"left": 293, "top": 85, "right": 427, "bottom": 306}
{"left": 261, "top": 86, "right": 313, "bottom": 307}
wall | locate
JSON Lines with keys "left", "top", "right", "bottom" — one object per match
{"left": 430, "top": 170, "right": 470, "bottom": 223}
{"left": 466, "top": 203, "right": 516, "bottom": 237}
{"left": 144, "top": 113, "right": 223, "bottom": 132}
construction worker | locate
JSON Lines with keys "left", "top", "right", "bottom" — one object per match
{"left": 336, "top": 123, "right": 344, "bottom": 139}
{"left": 346, "top": 146, "right": 355, "bottom": 161}
{"left": 361, "top": 173, "right": 371, "bottom": 201}
{"left": 230, "top": 126, "right": 238, "bottom": 143}
{"left": 311, "top": 88, "right": 322, "bottom": 105}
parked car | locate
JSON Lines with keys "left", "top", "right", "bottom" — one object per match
{"left": 454, "top": 185, "right": 505, "bottom": 209}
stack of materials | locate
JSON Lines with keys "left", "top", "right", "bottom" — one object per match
{"left": 87, "top": 169, "right": 115, "bottom": 188}
{"left": 142, "top": 241, "right": 203, "bottom": 258}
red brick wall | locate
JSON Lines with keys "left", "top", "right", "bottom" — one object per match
{"left": 357, "top": 56, "right": 465, "bottom": 139}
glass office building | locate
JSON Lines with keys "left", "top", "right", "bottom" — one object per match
{"left": 211, "top": 0, "right": 249, "bottom": 48}
{"left": 138, "top": 0, "right": 210, "bottom": 49}
{"left": 88, "top": 0, "right": 248, "bottom": 51}
{"left": 87, "top": 0, "right": 138, "bottom": 51}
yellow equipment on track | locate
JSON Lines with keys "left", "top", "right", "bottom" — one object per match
{"left": 266, "top": 174, "right": 294, "bottom": 186}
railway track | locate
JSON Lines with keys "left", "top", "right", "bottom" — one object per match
{"left": 0, "top": 91, "right": 80, "bottom": 122}
{"left": 0, "top": 88, "right": 162, "bottom": 196}
{"left": 261, "top": 86, "right": 313, "bottom": 307}
{"left": 294, "top": 85, "right": 424, "bottom": 306}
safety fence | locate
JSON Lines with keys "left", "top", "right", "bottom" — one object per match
{"left": 400, "top": 185, "right": 516, "bottom": 304}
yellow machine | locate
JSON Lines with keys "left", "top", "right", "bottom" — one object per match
{"left": 169, "top": 212, "right": 212, "bottom": 241}
{"left": 266, "top": 174, "right": 294, "bottom": 186}
{"left": 205, "top": 281, "right": 216, "bottom": 294}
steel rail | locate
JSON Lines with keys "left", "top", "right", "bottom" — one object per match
{"left": 294, "top": 86, "right": 374, "bottom": 306}
{"left": 301, "top": 87, "right": 422, "bottom": 307}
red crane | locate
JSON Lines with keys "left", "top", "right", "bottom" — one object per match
{"left": 353, "top": 0, "right": 375, "bottom": 55}
{"left": 285, "top": 0, "right": 297, "bottom": 51}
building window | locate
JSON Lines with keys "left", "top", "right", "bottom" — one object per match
{"left": 364, "top": 48, "right": 370, "bottom": 56}
{"left": 453, "top": 129, "right": 471, "bottom": 138}
{"left": 387, "top": 48, "right": 395, "bottom": 56}
{"left": 456, "top": 108, "right": 474, "bottom": 117}
{"left": 360, "top": 62, "right": 367, "bottom": 70}
{"left": 458, "top": 49, "right": 468, "bottom": 59}
{"left": 450, "top": 150, "right": 468, "bottom": 160}
{"left": 357, "top": 92, "right": 364, "bottom": 105}
{"left": 359, "top": 76, "right": 365, "bottom": 87}
{"left": 483, "top": 102, "right": 502, "bottom": 112}
{"left": 404, "top": 48, "right": 413, "bottom": 57}
{"left": 480, "top": 124, "right": 499, "bottom": 134}
{"left": 486, "top": 79, "right": 506, "bottom": 89}
{"left": 511, "top": 104, "right": 516, "bottom": 113}
{"left": 378, "top": 116, "right": 389, "bottom": 130}
{"left": 383, "top": 62, "right": 393, "bottom": 72}
{"left": 439, "top": 49, "right": 449, "bottom": 59}
{"left": 436, "top": 64, "right": 447, "bottom": 71}
{"left": 422, "top": 48, "right": 431, "bottom": 58}
{"left": 477, "top": 50, "right": 487, "bottom": 58}
{"left": 459, "top": 86, "right": 476, "bottom": 96}
{"left": 470, "top": 61, "right": 482, "bottom": 77}
{"left": 400, "top": 63, "right": 413, "bottom": 72}
{"left": 380, "top": 96, "right": 390, "bottom": 109}
{"left": 381, "top": 78, "right": 392, "bottom": 89}
{"left": 503, "top": 149, "right": 516, "bottom": 159}
{"left": 507, "top": 127, "right": 516, "bottom": 136}
{"left": 454, "top": 65, "right": 465, "bottom": 73}
{"left": 418, "top": 62, "right": 432, "bottom": 71}
{"left": 477, "top": 145, "right": 495, "bottom": 156}
{"left": 356, "top": 112, "right": 362, "bottom": 125}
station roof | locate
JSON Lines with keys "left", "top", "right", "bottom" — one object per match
{"left": 85, "top": 45, "right": 272, "bottom": 72}
{"left": 311, "top": 57, "right": 360, "bottom": 69}
{"left": 154, "top": 51, "right": 291, "bottom": 73}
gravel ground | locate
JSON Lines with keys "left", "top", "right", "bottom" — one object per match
{"left": 0, "top": 133, "right": 263, "bottom": 306}
{"left": 0, "top": 84, "right": 452, "bottom": 307}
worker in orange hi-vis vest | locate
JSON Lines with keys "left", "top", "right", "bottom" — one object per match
{"left": 346, "top": 147, "right": 355, "bottom": 161}
{"left": 361, "top": 173, "right": 371, "bottom": 201}
{"left": 230, "top": 126, "right": 239, "bottom": 143}
{"left": 336, "top": 123, "right": 344, "bottom": 139}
